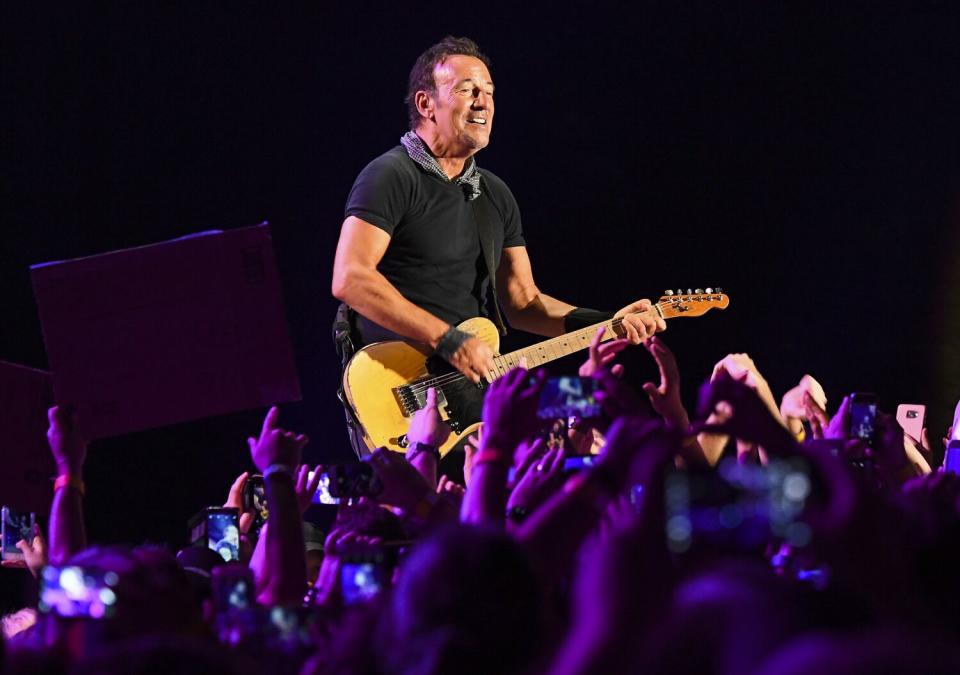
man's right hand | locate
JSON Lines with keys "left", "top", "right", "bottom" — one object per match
{"left": 447, "top": 336, "right": 495, "bottom": 384}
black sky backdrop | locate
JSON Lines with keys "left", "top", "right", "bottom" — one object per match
{"left": 3, "top": 2, "right": 960, "bottom": 546}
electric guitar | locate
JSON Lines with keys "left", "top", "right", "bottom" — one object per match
{"left": 342, "top": 289, "right": 730, "bottom": 456}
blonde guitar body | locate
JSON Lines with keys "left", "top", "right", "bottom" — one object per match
{"left": 342, "top": 317, "right": 500, "bottom": 456}
{"left": 341, "top": 291, "right": 729, "bottom": 457}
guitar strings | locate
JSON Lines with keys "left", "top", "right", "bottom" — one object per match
{"left": 402, "top": 300, "right": 692, "bottom": 397}
{"left": 402, "top": 297, "right": 722, "bottom": 397}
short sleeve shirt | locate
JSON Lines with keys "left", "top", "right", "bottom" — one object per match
{"left": 344, "top": 146, "right": 525, "bottom": 340}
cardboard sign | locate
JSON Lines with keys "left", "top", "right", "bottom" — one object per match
{"left": 31, "top": 223, "right": 301, "bottom": 439}
{"left": 0, "top": 361, "right": 55, "bottom": 514}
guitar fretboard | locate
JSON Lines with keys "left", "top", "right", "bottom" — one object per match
{"left": 487, "top": 313, "right": 638, "bottom": 381}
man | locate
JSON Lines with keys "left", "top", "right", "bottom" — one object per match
{"left": 333, "top": 36, "right": 663, "bottom": 384}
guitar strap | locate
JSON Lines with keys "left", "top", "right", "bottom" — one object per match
{"left": 471, "top": 176, "right": 509, "bottom": 336}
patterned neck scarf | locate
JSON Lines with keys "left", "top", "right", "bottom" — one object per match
{"left": 400, "top": 131, "right": 482, "bottom": 201}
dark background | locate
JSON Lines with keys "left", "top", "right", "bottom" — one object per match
{"left": 2, "top": 2, "right": 959, "bottom": 548}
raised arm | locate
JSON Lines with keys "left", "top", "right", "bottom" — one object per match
{"left": 332, "top": 216, "right": 493, "bottom": 383}
{"left": 247, "top": 407, "right": 309, "bottom": 606}
{"left": 46, "top": 406, "right": 87, "bottom": 565}
{"left": 496, "top": 246, "right": 664, "bottom": 342}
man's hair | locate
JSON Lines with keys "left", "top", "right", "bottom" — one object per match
{"left": 405, "top": 36, "right": 491, "bottom": 130}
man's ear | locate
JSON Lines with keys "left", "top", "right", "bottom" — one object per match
{"left": 415, "top": 90, "right": 435, "bottom": 122}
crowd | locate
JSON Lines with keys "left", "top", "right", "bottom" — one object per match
{"left": 3, "top": 328, "right": 960, "bottom": 674}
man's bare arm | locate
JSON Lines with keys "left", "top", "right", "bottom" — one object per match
{"left": 332, "top": 216, "right": 450, "bottom": 347}
{"left": 332, "top": 216, "right": 494, "bottom": 382}
{"left": 496, "top": 246, "right": 576, "bottom": 337}
{"left": 497, "top": 246, "right": 664, "bottom": 342}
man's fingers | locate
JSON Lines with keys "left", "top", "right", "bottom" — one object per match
{"left": 426, "top": 387, "right": 437, "bottom": 407}
{"left": 611, "top": 363, "right": 625, "bottom": 378}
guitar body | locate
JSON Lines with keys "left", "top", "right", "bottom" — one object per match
{"left": 342, "top": 317, "right": 500, "bottom": 456}
{"left": 341, "top": 291, "right": 729, "bottom": 457}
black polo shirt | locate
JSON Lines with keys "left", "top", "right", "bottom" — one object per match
{"left": 344, "top": 145, "right": 525, "bottom": 344}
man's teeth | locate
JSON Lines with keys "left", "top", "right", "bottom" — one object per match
{"left": 469, "top": 118, "right": 486, "bottom": 124}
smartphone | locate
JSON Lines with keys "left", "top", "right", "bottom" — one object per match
{"left": 847, "top": 393, "right": 878, "bottom": 444}
{"left": 211, "top": 564, "right": 254, "bottom": 615}
{"left": 308, "top": 470, "right": 340, "bottom": 505}
{"left": 242, "top": 475, "right": 268, "bottom": 533}
{"left": 38, "top": 565, "right": 119, "bottom": 619}
{"left": 537, "top": 376, "right": 601, "bottom": 420}
{"left": 895, "top": 404, "right": 926, "bottom": 444}
{"left": 562, "top": 455, "right": 598, "bottom": 472}
{"left": 340, "top": 552, "right": 392, "bottom": 605}
{"left": 1, "top": 507, "right": 36, "bottom": 562}
{"left": 664, "top": 456, "right": 813, "bottom": 554}
{"left": 944, "top": 440, "right": 960, "bottom": 475}
{"left": 189, "top": 507, "right": 241, "bottom": 562}
{"left": 321, "top": 464, "right": 383, "bottom": 500}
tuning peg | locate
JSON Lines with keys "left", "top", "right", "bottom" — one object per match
{"left": 686, "top": 288, "right": 692, "bottom": 295}
{"left": 705, "top": 288, "right": 713, "bottom": 294}
{"left": 664, "top": 289, "right": 674, "bottom": 296}
{"left": 716, "top": 287, "right": 722, "bottom": 294}
{"left": 694, "top": 288, "right": 703, "bottom": 294}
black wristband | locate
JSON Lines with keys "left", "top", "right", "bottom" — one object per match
{"left": 407, "top": 441, "right": 440, "bottom": 462}
{"left": 564, "top": 307, "right": 616, "bottom": 333}
{"left": 435, "top": 325, "right": 471, "bottom": 361}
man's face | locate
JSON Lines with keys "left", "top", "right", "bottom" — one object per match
{"left": 427, "top": 55, "right": 494, "bottom": 154}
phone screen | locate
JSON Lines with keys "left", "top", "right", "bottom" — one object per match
{"left": 1, "top": 507, "right": 36, "bottom": 560}
{"left": 309, "top": 470, "right": 340, "bottom": 505}
{"left": 340, "top": 560, "right": 387, "bottom": 605}
{"left": 562, "top": 455, "right": 598, "bottom": 471}
{"left": 944, "top": 441, "right": 960, "bottom": 475}
{"left": 212, "top": 568, "right": 254, "bottom": 614}
{"left": 538, "top": 376, "right": 601, "bottom": 420}
{"left": 848, "top": 396, "right": 878, "bottom": 442}
{"left": 38, "top": 565, "right": 119, "bottom": 619}
{"left": 208, "top": 512, "right": 241, "bottom": 562}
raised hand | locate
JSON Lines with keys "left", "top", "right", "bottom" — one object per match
{"left": 47, "top": 406, "right": 86, "bottom": 476}
{"left": 462, "top": 427, "right": 480, "bottom": 487}
{"left": 247, "top": 407, "right": 309, "bottom": 472}
{"left": 696, "top": 371, "right": 795, "bottom": 454}
{"left": 579, "top": 326, "right": 628, "bottom": 378}
{"left": 480, "top": 367, "right": 547, "bottom": 454}
{"left": 367, "top": 448, "right": 431, "bottom": 511}
{"left": 640, "top": 336, "right": 688, "bottom": 426}
{"left": 223, "top": 471, "right": 255, "bottom": 534}
{"left": 406, "top": 387, "right": 452, "bottom": 448}
{"left": 507, "top": 444, "right": 566, "bottom": 518}
{"left": 613, "top": 299, "right": 666, "bottom": 344}
{"left": 295, "top": 464, "right": 323, "bottom": 513}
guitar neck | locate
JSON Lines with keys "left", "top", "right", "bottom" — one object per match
{"left": 488, "top": 313, "right": 647, "bottom": 379}
{"left": 486, "top": 291, "right": 729, "bottom": 382}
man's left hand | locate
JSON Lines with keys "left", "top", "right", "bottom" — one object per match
{"left": 614, "top": 299, "right": 666, "bottom": 344}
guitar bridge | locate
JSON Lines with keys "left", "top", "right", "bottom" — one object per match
{"left": 392, "top": 381, "right": 449, "bottom": 417}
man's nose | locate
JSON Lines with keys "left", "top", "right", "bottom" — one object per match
{"left": 472, "top": 90, "right": 490, "bottom": 109}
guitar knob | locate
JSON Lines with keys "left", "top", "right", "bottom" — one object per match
{"left": 664, "top": 289, "right": 674, "bottom": 296}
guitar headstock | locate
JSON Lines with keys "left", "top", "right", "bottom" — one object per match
{"left": 657, "top": 288, "right": 729, "bottom": 319}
